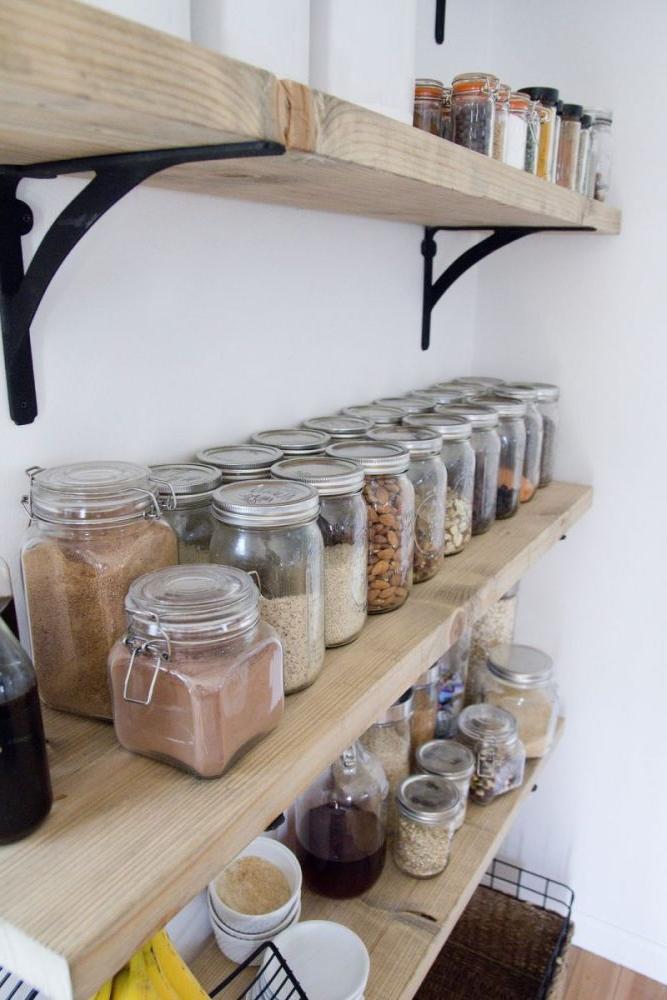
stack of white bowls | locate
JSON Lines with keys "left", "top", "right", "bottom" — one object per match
{"left": 208, "top": 838, "right": 302, "bottom": 965}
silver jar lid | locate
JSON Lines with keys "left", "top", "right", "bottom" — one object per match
{"left": 416, "top": 740, "right": 475, "bottom": 781}
{"left": 496, "top": 383, "right": 539, "bottom": 402}
{"left": 196, "top": 444, "right": 284, "bottom": 478}
{"left": 433, "top": 403, "right": 499, "bottom": 429}
{"left": 212, "top": 479, "right": 319, "bottom": 527}
{"left": 149, "top": 463, "right": 222, "bottom": 509}
{"left": 374, "top": 396, "right": 432, "bottom": 414}
{"left": 303, "top": 415, "right": 373, "bottom": 439}
{"left": 251, "top": 428, "right": 331, "bottom": 455}
{"left": 342, "top": 404, "right": 405, "bottom": 425}
{"left": 413, "top": 388, "right": 466, "bottom": 405}
{"left": 513, "top": 381, "right": 559, "bottom": 402}
{"left": 403, "top": 412, "right": 472, "bottom": 441}
{"left": 429, "top": 382, "right": 480, "bottom": 399}
{"left": 487, "top": 643, "right": 554, "bottom": 687}
{"left": 397, "top": 774, "right": 461, "bottom": 825}
{"left": 270, "top": 456, "right": 365, "bottom": 496}
{"left": 457, "top": 703, "right": 518, "bottom": 744}
{"left": 326, "top": 441, "right": 410, "bottom": 475}
{"left": 375, "top": 687, "right": 414, "bottom": 725}
{"left": 453, "top": 376, "right": 505, "bottom": 387}
{"left": 414, "top": 662, "right": 442, "bottom": 687}
{"left": 474, "top": 394, "right": 528, "bottom": 418}
{"left": 26, "top": 461, "right": 157, "bottom": 524}
{"left": 367, "top": 426, "right": 442, "bottom": 458}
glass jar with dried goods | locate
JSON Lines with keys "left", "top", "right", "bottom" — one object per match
{"left": 326, "top": 441, "right": 415, "bottom": 614}
{"left": 556, "top": 104, "right": 583, "bottom": 189}
{"left": 451, "top": 72, "right": 499, "bottom": 155}
{"left": 483, "top": 643, "right": 558, "bottom": 758}
{"left": 519, "top": 87, "right": 559, "bottom": 180}
{"left": 210, "top": 480, "right": 324, "bottom": 694}
{"left": 149, "top": 463, "right": 221, "bottom": 564}
{"left": 440, "top": 87, "right": 453, "bottom": 140}
{"left": 506, "top": 92, "right": 530, "bottom": 169}
{"left": 435, "top": 625, "right": 471, "bottom": 737}
{"left": 21, "top": 462, "right": 177, "bottom": 719}
{"left": 394, "top": 774, "right": 461, "bottom": 878}
{"left": 493, "top": 82, "right": 511, "bottom": 161}
{"left": 524, "top": 382, "right": 560, "bottom": 486}
{"left": 588, "top": 109, "right": 613, "bottom": 201}
{"left": 271, "top": 456, "right": 367, "bottom": 647}
{"left": 108, "top": 565, "right": 284, "bottom": 778}
{"left": 303, "top": 414, "right": 373, "bottom": 442}
{"left": 374, "top": 396, "right": 432, "bottom": 415}
{"left": 434, "top": 403, "right": 500, "bottom": 534}
{"left": 495, "top": 384, "right": 544, "bottom": 503}
{"left": 576, "top": 114, "right": 593, "bottom": 194}
{"left": 413, "top": 78, "right": 444, "bottom": 135}
{"left": 252, "top": 429, "right": 331, "bottom": 456}
{"left": 524, "top": 99, "right": 540, "bottom": 174}
{"left": 472, "top": 395, "right": 526, "bottom": 518}
{"left": 342, "top": 404, "right": 405, "bottom": 426}
{"left": 360, "top": 689, "right": 413, "bottom": 834}
{"left": 467, "top": 583, "right": 520, "bottom": 703}
{"left": 415, "top": 740, "right": 475, "bottom": 832}
{"left": 457, "top": 703, "right": 526, "bottom": 804}
{"left": 410, "top": 663, "right": 440, "bottom": 755}
{"left": 196, "top": 444, "right": 284, "bottom": 483}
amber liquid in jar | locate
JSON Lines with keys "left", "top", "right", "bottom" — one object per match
{"left": 296, "top": 803, "right": 386, "bottom": 898}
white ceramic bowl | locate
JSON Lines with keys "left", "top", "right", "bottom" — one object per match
{"left": 208, "top": 892, "right": 301, "bottom": 940}
{"left": 209, "top": 837, "right": 302, "bottom": 935}
{"left": 210, "top": 898, "right": 302, "bottom": 966}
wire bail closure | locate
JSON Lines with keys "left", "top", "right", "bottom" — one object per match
{"left": 122, "top": 612, "right": 171, "bottom": 706}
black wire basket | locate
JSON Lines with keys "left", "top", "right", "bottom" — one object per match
{"left": 0, "top": 967, "right": 40, "bottom": 1000}
{"left": 210, "top": 941, "right": 308, "bottom": 1000}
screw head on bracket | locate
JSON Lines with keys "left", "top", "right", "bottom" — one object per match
{"left": 17, "top": 201, "right": 33, "bottom": 235}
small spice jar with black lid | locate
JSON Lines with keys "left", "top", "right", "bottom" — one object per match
{"left": 394, "top": 774, "right": 461, "bottom": 878}
{"left": 149, "top": 463, "right": 221, "bottom": 565}
{"left": 196, "top": 444, "right": 284, "bottom": 483}
{"left": 457, "top": 703, "right": 526, "bottom": 804}
{"left": 342, "top": 403, "right": 405, "bottom": 426}
{"left": 415, "top": 739, "right": 475, "bottom": 831}
{"left": 252, "top": 428, "right": 331, "bottom": 456}
{"left": 303, "top": 414, "right": 373, "bottom": 442}
{"left": 483, "top": 643, "right": 559, "bottom": 759}
{"left": 434, "top": 403, "right": 500, "bottom": 535}
{"left": 471, "top": 395, "right": 526, "bottom": 519}
{"left": 495, "top": 384, "right": 544, "bottom": 503}
{"left": 556, "top": 104, "right": 583, "bottom": 190}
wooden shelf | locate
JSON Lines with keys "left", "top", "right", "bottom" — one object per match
{"left": 192, "top": 725, "right": 564, "bottom": 1000}
{"left": 0, "top": 1, "right": 621, "bottom": 233}
{"left": 0, "top": 483, "right": 590, "bottom": 1000}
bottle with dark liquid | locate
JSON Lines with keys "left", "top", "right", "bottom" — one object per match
{"left": 295, "top": 742, "right": 388, "bottom": 899}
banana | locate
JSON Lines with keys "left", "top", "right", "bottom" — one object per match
{"left": 125, "top": 947, "right": 157, "bottom": 1000}
{"left": 142, "top": 943, "right": 179, "bottom": 1000}
{"left": 90, "top": 977, "right": 113, "bottom": 1000}
{"left": 110, "top": 968, "right": 130, "bottom": 1000}
{"left": 150, "top": 930, "right": 210, "bottom": 1000}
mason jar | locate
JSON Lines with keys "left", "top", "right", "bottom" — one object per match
{"left": 303, "top": 414, "right": 373, "bottom": 442}
{"left": 374, "top": 396, "right": 433, "bottom": 415}
{"left": 413, "top": 387, "right": 468, "bottom": 407}
{"left": 415, "top": 739, "right": 475, "bottom": 831}
{"left": 326, "top": 441, "right": 415, "bottom": 614}
{"left": 210, "top": 479, "right": 325, "bottom": 694}
{"left": 467, "top": 583, "right": 520, "bottom": 704}
{"left": 360, "top": 689, "right": 413, "bottom": 834}
{"left": 452, "top": 376, "right": 505, "bottom": 390}
{"left": 20, "top": 462, "right": 177, "bottom": 720}
{"left": 410, "top": 662, "right": 441, "bottom": 754}
{"left": 394, "top": 774, "right": 461, "bottom": 878}
{"left": 252, "top": 428, "right": 331, "bottom": 456}
{"left": 496, "top": 384, "right": 545, "bottom": 502}
{"left": 435, "top": 624, "right": 471, "bottom": 737}
{"left": 149, "top": 463, "right": 221, "bottom": 564}
{"left": 429, "top": 382, "right": 480, "bottom": 400}
{"left": 451, "top": 72, "right": 498, "bottom": 156}
{"left": 196, "top": 444, "right": 284, "bottom": 483}
{"left": 472, "top": 395, "right": 526, "bottom": 519}
{"left": 522, "top": 382, "right": 560, "bottom": 486}
{"left": 342, "top": 403, "right": 405, "bottom": 426}
{"left": 483, "top": 643, "right": 558, "bottom": 759}
{"left": 368, "top": 426, "right": 445, "bottom": 583}
{"left": 108, "top": 565, "right": 284, "bottom": 777}
{"left": 434, "top": 403, "right": 500, "bottom": 534}
{"left": 271, "top": 456, "right": 367, "bottom": 647}
{"left": 457, "top": 703, "right": 526, "bottom": 805}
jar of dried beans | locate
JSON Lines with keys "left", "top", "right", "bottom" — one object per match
{"left": 410, "top": 663, "right": 441, "bottom": 755}
{"left": 394, "top": 774, "right": 461, "bottom": 878}
{"left": 149, "top": 463, "right": 221, "bottom": 564}
{"left": 252, "top": 428, "right": 331, "bottom": 456}
{"left": 108, "top": 565, "right": 284, "bottom": 777}
{"left": 467, "top": 584, "right": 520, "bottom": 704}
{"left": 483, "top": 643, "right": 558, "bottom": 759}
{"left": 21, "top": 462, "right": 177, "bottom": 719}
{"left": 415, "top": 739, "right": 475, "bottom": 831}
{"left": 472, "top": 395, "right": 526, "bottom": 518}
{"left": 210, "top": 480, "right": 325, "bottom": 693}
{"left": 451, "top": 72, "right": 499, "bottom": 156}
{"left": 196, "top": 444, "right": 284, "bottom": 483}
{"left": 457, "top": 703, "right": 526, "bottom": 804}
{"left": 495, "top": 384, "right": 544, "bottom": 503}
{"left": 271, "top": 456, "right": 367, "bottom": 647}
{"left": 326, "top": 441, "right": 415, "bottom": 614}
{"left": 360, "top": 689, "right": 413, "bottom": 834}
{"left": 413, "top": 78, "right": 443, "bottom": 135}
{"left": 434, "top": 403, "right": 500, "bottom": 535}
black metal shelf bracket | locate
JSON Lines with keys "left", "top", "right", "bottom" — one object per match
{"left": 0, "top": 140, "right": 285, "bottom": 425}
{"left": 435, "top": 0, "right": 446, "bottom": 43}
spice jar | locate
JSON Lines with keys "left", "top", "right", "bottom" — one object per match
{"left": 415, "top": 740, "right": 475, "bottom": 832}
{"left": 374, "top": 396, "right": 433, "bottom": 415}
{"left": 495, "top": 384, "right": 544, "bottom": 503}
{"left": 196, "top": 444, "right": 284, "bottom": 483}
{"left": 525, "top": 382, "right": 560, "bottom": 486}
{"left": 588, "top": 109, "right": 613, "bottom": 201}
{"left": 457, "top": 703, "right": 526, "bottom": 804}
{"left": 326, "top": 441, "right": 415, "bottom": 614}
{"left": 360, "top": 689, "right": 413, "bottom": 834}
{"left": 413, "top": 78, "right": 444, "bottom": 136}
{"left": 483, "top": 644, "right": 558, "bottom": 758}
{"left": 452, "top": 72, "right": 498, "bottom": 156}
{"left": 435, "top": 625, "right": 471, "bottom": 738}
{"left": 472, "top": 395, "right": 526, "bottom": 518}
{"left": 21, "top": 462, "right": 177, "bottom": 719}
{"left": 505, "top": 92, "right": 530, "bottom": 169}
{"left": 434, "top": 403, "right": 500, "bottom": 535}
{"left": 394, "top": 774, "right": 461, "bottom": 878}
{"left": 524, "top": 99, "right": 540, "bottom": 174}
{"left": 403, "top": 413, "right": 474, "bottom": 555}
{"left": 410, "top": 663, "right": 440, "bottom": 754}
{"left": 576, "top": 114, "right": 592, "bottom": 194}
{"left": 210, "top": 479, "right": 325, "bottom": 693}
{"left": 295, "top": 741, "right": 388, "bottom": 898}
{"left": 519, "top": 87, "right": 558, "bottom": 180}
{"left": 108, "top": 565, "right": 284, "bottom": 777}
{"left": 368, "top": 426, "right": 445, "bottom": 583}
{"left": 149, "top": 463, "right": 221, "bottom": 564}
{"left": 251, "top": 429, "right": 331, "bottom": 456}
{"left": 467, "top": 584, "right": 519, "bottom": 704}
{"left": 493, "top": 82, "right": 510, "bottom": 161}
{"left": 440, "top": 87, "right": 453, "bottom": 140}
{"left": 303, "top": 414, "right": 373, "bottom": 442}
{"left": 556, "top": 104, "right": 582, "bottom": 190}
{"left": 342, "top": 404, "right": 405, "bottom": 426}
{"left": 271, "top": 457, "right": 367, "bottom": 647}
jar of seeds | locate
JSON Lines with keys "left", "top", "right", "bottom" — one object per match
{"left": 302, "top": 414, "right": 373, "bottom": 442}
{"left": 435, "top": 625, "right": 472, "bottom": 737}
{"left": 471, "top": 395, "right": 526, "bottom": 519}
{"left": 467, "top": 583, "right": 519, "bottom": 703}
{"left": 434, "top": 403, "right": 500, "bottom": 535}
{"left": 252, "top": 428, "right": 331, "bottom": 456}
{"left": 415, "top": 739, "right": 475, "bottom": 831}
{"left": 496, "top": 384, "right": 544, "bottom": 503}
{"left": 149, "top": 463, "right": 221, "bottom": 564}
{"left": 410, "top": 663, "right": 441, "bottom": 755}
{"left": 451, "top": 72, "right": 499, "bottom": 156}
{"left": 360, "top": 689, "right": 413, "bottom": 835}
{"left": 457, "top": 703, "right": 526, "bottom": 804}
{"left": 196, "top": 444, "right": 284, "bottom": 483}
{"left": 483, "top": 644, "right": 558, "bottom": 758}
{"left": 394, "top": 774, "right": 461, "bottom": 878}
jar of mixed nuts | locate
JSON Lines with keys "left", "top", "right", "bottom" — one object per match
{"left": 517, "top": 382, "right": 559, "bottom": 486}
{"left": 149, "top": 463, "right": 222, "bottom": 564}
{"left": 415, "top": 739, "right": 475, "bottom": 831}
{"left": 467, "top": 583, "right": 520, "bottom": 704}
{"left": 360, "top": 689, "right": 413, "bottom": 834}
{"left": 326, "top": 441, "right": 415, "bottom": 614}
{"left": 471, "top": 395, "right": 526, "bottom": 519}
{"left": 483, "top": 643, "right": 558, "bottom": 759}
{"left": 413, "top": 78, "right": 444, "bottom": 135}
{"left": 435, "top": 625, "right": 471, "bottom": 737}
{"left": 457, "top": 703, "right": 526, "bottom": 805}
{"left": 410, "top": 662, "right": 441, "bottom": 754}
{"left": 196, "top": 444, "right": 284, "bottom": 483}
{"left": 302, "top": 414, "right": 373, "bottom": 442}
{"left": 252, "top": 428, "right": 331, "bottom": 456}
{"left": 342, "top": 404, "right": 405, "bottom": 426}
{"left": 451, "top": 72, "right": 499, "bottom": 156}
{"left": 368, "top": 426, "right": 445, "bottom": 583}
{"left": 394, "top": 774, "right": 461, "bottom": 878}
{"left": 271, "top": 456, "right": 367, "bottom": 647}
{"left": 495, "top": 384, "right": 544, "bottom": 503}
{"left": 434, "top": 403, "right": 500, "bottom": 535}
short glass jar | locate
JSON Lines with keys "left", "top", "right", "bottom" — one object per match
{"left": 452, "top": 72, "right": 498, "bottom": 155}
{"left": 524, "top": 99, "right": 540, "bottom": 174}
{"left": 271, "top": 456, "right": 367, "bottom": 647}
{"left": 440, "top": 87, "right": 453, "bottom": 140}
{"left": 326, "top": 441, "right": 415, "bottom": 614}
{"left": 342, "top": 404, "right": 405, "bottom": 426}
{"left": 588, "top": 109, "right": 613, "bottom": 201}
{"left": 413, "top": 78, "right": 444, "bottom": 135}
{"left": 467, "top": 583, "right": 520, "bottom": 704}
{"left": 556, "top": 103, "right": 583, "bottom": 190}
{"left": 196, "top": 444, "right": 284, "bottom": 483}
{"left": 410, "top": 662, "right": 441, "bottom": 754}
{"left": 506, "top": 91, "right": 530, "bottom": 169}
{"left": 493, "top": 82, "right": 511, "bottom": 161}
{"left": 360, "top": 689, "right": 413, "bottom": 835}
{"left": 519, "top": 87, "right": 559, "bottom": 180}
{"left": 415, "top": 739, "right": 475, "bottom": 832}
{"left": 374, "top": 396, "right": 433, "bottom": 415}
{"left": 394, "top": 774, "right": 461, "bottom": 878}
{"left": 472, "top": 395, "right": 526, "bottom": 518}
{"left": 368, "top": 426, "right": 445, "bottom": 583}
{"left": 210, "top": 479, "right": 325, "bottom": 694}
{"left": 252, "top": 428, "right": 331, "bottom": 456}
{"left": 303, "top": 414, "right": 373, "bottom": 442}
{"left": 483, "top": 643, "right": 558, "bottom": 759}
{"left": 457, "top": 703, "right": 526, "bottom": 805}
{"left": 149, "top": 463, "right": 221, "bottom": 564}
{"left": 21, "top": 461, "right": 177, "bottom": 720}
{"left": 435, "top": 625, "right": 471, "bottom": 738}
{"left": 434, "top": 403, "right": 500, "bottom": 535}
{"left": 496, "top": 384, "right": 545, "bottom": 503}
{"left": 108, "top": 565, "right": 284, "bottom": 777}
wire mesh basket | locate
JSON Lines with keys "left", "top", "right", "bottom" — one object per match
{"left": 210, "top": 942, "right": 308, "bottom": 1000}
{"left": 0, "top": 967, "right": 41, "bottom": 1000}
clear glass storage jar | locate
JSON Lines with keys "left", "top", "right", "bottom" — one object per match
{"left": 21, "top": 461, "right": 177, "bottom": 720}
{"left": 467, "top": 583, "right": 520, "bottom": 703}
{"left": 519, "top": 87, "right": 559, "bottom": 180}
{"left": 440, "top": 87, "right": 453, "bottom": 140}
{"left": 108, "top": 565, "right": 284, "bottom": 777}
{"left": 493, "top": 82, "right": 511, "bottom": 161}
{"left": 196, "top": 444, "right": 284, "bottom": 483}
{"left": 524, "top": 99, "right": 540, "bottom": 174}
{"left": 360, "top": 689, "right": 413, "bottom": 834}
{"left": 149, "top": 463, "right": 221, "bottom": 564}
{"left": 271, "top": 456, "right": 367, "bottom": 647}
{"left": 483, "top": 643, "right": 558, "bottom": 759}
{"left": 342, "top": 403, "right": 405, "bottom": 426}
{"left": 413, "top": 387, "right": 467, "bottom": 407}
{"left": 326, "top": 441, "right": 415, "bottom": 614}
{"left": 506, "top": 92, "right": 530, "bottom": 169}
{"left": 472, "top": 395, "right": 526, "bottom": 518}
{"left": 434, "top": 403, "right": 500, "bottom": 535}
{"left": 394, "top": 774, "right": 461, "bottom": 878}
{"left": 457, "top": 703, "right": 526, "bottom": 804}
{"left": 452, "top": 72, "right": 498, "bottom": 155}
{"left": 252, "top": 428, "right": 331, "bottom": 456}
{"left": 210, "top": 479, "right": 325, "bottom": 694}
{"left": 413, "top": 78, "right": 444, "bottom": 136}
{"left": 374, "top": 396, "right": 432, "bottom": 415}
{"left": 303, "top": 414, "right": 373, "bottom": 442}
{"left": 368, "top": 426, "right": 445, "bottom": 583}
{"left": 415, "top": 739, "right": 475, "bottom": 832}
{"left": 556, "top": 103, "right": 582, "bottom": 190}
{"left": 435, "top": 625, "right": 471, "bottom": 738}
{"left": 526, "top": 382, "right": 560, "bottom": 486}
{"left": 410, "top": 663, "right": 440, "bottom": 754}
{"left": 588, "top": 109, "right": 613, "bottom": 201}
{"left": 496, "top": 384, "right": 545, "bottom": 503}
{"left": 576, "top": 113, "right": 592, "bottom": 194}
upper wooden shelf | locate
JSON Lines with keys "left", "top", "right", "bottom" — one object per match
{"left": 0, "top": 483, "right": 591, "bottom": 1000}
{"left": 0, "top": 0, "right": 621, "bottom": 233}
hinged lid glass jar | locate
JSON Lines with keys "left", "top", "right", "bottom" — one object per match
{"left": 452, "top": 72, "right": 499, "bottom": 155}
{"left": 457, "top": 703, "right": 526, "bottom": 804}
{"left": 496, "top": 385, "right": 545, "bottom": 502}
{"left": 415, "top": 739, "right": 475, "bottom": 831}
{"left": 303, "top": 414, "right": 373, "bottom": 441}
{"left": 149, "top": 463, "right": 221, "bottom": 564}
{"left": 493, "top": 82, "right": 511, "bottom": 161}
{"left": 271, "top": 456, "right": 367, "bottom": 647}
{"left": 484, "top": 643, "right": 558, "bottom": 758}
{"left": 21, "top": 461, "right": 177, "bottom": 719}
{"left": 413, "top": 78, "right": 444, "bottom": 135}
{"left": 410, "top": 662, "right": 441, "bottom": 753}
{"left": 519, "top": 87, "right": 559, "bottom": 180}
{"left": 360, "top": 688, "right": 413, "bottom": 834}
{"left": 394, "top": 774, "right": 461, "bottom": 878}
{"left": 108, "top": 565, "right": 284, "bottom": 777}
{"left": 196, "top": 444, "right": 284, "bottom": 482}
{"left": 342, "top": 404, "right": 405, "bottom": 426}
{"left": 252, "top": 428, "right": 331, "bottom": 456}
{"left": 434, "top": 403, "right": 500, "bottom": 535}
{"left": 210, "top": 479, "right": 324, "bottom": 693}
{"left": 472, "top": 395, "right": 527, "bottom": 518}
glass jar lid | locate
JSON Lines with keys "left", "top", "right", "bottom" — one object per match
{"left": 303, "top": 415, "right": 373, "bottom": 439}
{"left": 416, "top": 739, "right": 475, "bottom": 781}
{"left": 414, "top": 662, "right": 442, "bottom": 687}
{"left": 430, "top": 382, "right": 479, "bottom": 399}
{"left": 149, "top": 463, "right": 222, "bottom": 509}
{"left": 270, "top": 456, "right": 364, "bottom": 497}
{"left": 562, "top": 103, "right": 583, "bottom": 120}
{"left": 342, "top": 404, "right": 405, "bottom": 425}
{"left": 374, "top": 396, "right": 432, "bottom": 414}
{"left": 397, "top": 774, "right": 461, "bottom": 825}
{"left": 487, "top": 643, "right": 554, "bottom": 687}
{"left": 513, "top": 381, "right": 559, "bottom": 402}
{"left": 403, "top": 412, "right": 472, "bottom": 441}
{"left": 497, "top": 383, "right": 540, "bottom": 402}
{"left": 196, "top": 444, "right": 284, "bottom": 477}
{"left": 212, "top": 479, "right": 319, "bottom": 527}
{"left": 585, "top": 108, "right": 613, "bottom": 125}
{"left": 496, "top": 82, "right": 511, "bottom": 104}
{"left": 326, "top": 441, "right": 410, "bottom": 475}
{"left": 367, "top": 426, "right": 442, "bottom": 458}
{"left": 27, "top": 461, "right": 157, "bottom": 524}
{"left": 415, "top": 78, "right": 444, "bottom": 100}
{"left": 375, "top": 687, "right": 414, "bottom": 725}
{"left": 452, "top": 72, "right": 500, "bottom": 95}
{"left": 457, "top": 703, "right": 518, "bottom": 745}
{"left": 251, "top": 429, "right": 331, "bottom": 455}
{"left": 474, "top": 394, "right": 527, "bottom": 418}
{"left": 518, "top": 86, "right": 559, "bottom": 107}
{"left": 510, "top": 91, "right": 531, "bottom": 112}
{"left": 413, "top": 388, "right": 466, "bottom": 405}
{"left": 453, "top": 376, "right": 505, "bottom": 388}
{"left": 433, "top": 403, "right": 499, "bottom": 429}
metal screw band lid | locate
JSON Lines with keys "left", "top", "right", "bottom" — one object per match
{"left": 374, "top": 687, "right": 414, "bottom": 725}
{"left": 212, "top": 478, "right": 319, "bottom": 527}
{"left": 196, "top": 444, "right": 284, "bottom": 477}
{"left": 326, "top": 440, "right": 410, "bottom": 475}
{"left": 496, "top": 383, "right": 540, "bottom": 402}
{"left": 429, "top": 382, "right": 480, "bottom": 399}
{"left": 342, "top": 404, "right": 405, "bottom": 425}
{"left": 510, "top": 381, "right": 559, "bottom": 402}
{"left": 374, "top": 396, "right": 433, "bottom": 414}
{"left": 487, "top": 643, "right": 554, "bottom": 687}
{"left": 149, "top": 463, "right": 222, "bottom": 508}
{"left": 416, "top": 740, "right": 475, "bottom": 781}
{"left": 453, "top": 376, "right": 505, "bottom": 388}
{"left": 270, "top": 456, "right": 365, "bottom": 496}
{"left": 433, "top": 403, "right": 499, "bottom": 429}
{"left": 303, "top": 415, "right": 373, "bottom": 438}
{"left": 251, "top": 428, "right": 331, "bottom": 455}
{"left": 413, "top": 388, "right": 467, "bottom": 405}
{"left": 397, "top": 774, "right": 461, "bottom": 825}
{"left": 367, "top": 426, "right": 442, "bottom": 458}
{"left": 403, "top": 412, "right": 472, "bottom": 441}
{"left": 473, "top": 394, "right": 528, "bottom": 418}
{"left": 457, "top": 703, "right": 519, "bottom": 745}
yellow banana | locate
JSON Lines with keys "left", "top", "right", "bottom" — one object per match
{"left": 90, "top": 977, "right": 113, "bottom": 1000}
{"left": 125, "top": 948, "right": 157, "bottom": 1000}
{"left": 150, "top": 930, "right": 210, "bottom": 1000}
{"left": 110, "top": 967, "right": 131, "bottom": 1000}
{"left": 142, "top": 942, "right": 179, "bottom": 1000}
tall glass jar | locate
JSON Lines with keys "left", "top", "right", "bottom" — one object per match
{"left": 457, "top": 703, "right": 526, "bottom": 804}
{"left": 576, "top": 114, "right": 592, "bottom": 194}
{"left": 434, "top": 403, "right": 500, "bottom": 535}
{"left": 196, "top": 444, "right": 284, "bottom": 483}
{"left": 342, "top": 403, "right": 405, "bottom": 426}
{"left": 528, "top": 382, "right": 560, "bottom": 486}
{"left": 210, "top": 479, "right": 325, "bottom": 694}
{"left": 368, "top": 426, "right": 445, "bottom": 583}
{"left": 524, "top": 99, "right": 540, "bottom": 174}
{"left": 413, "top": 78, "right": 444, "bottom": 136}
{"left": 326, "top": 442, "right": 415, "bottom": 614}
{"left": 303, "top": 414, "right": 373, "bottom": 442}
{"left": 21, "top": 462, "right": 177, "bottom": 719}
{"left": 435, "top": 625, "right": 471, "bottom": 738}
{"left": 519, "top": 87, "right": 559, "bottom": 180}
{"left": 493, "top": 82, "right": 511, "bottom": 161}
{"left": 483, "top": 643, "right": 558, "bottom": 759}
{"left": 394, "top": 774, "right": 461, "bottom": 878}
{"left": 587, "top": 109, "right": 613, "bottom": 201}
{"left": 415, "top": 739, "right": 475, "bottom": 832}
{"left": 506, "top": 91, "right": 530, "bottom": 169}
{"left": 108, "top": 565, "right": 284, "bottom": 777}
{"left": 472, "top": 395, "right": 526, "bottom": 518}
{"left": 496, "top": 385, "right": 545, "bottom": 503}
{"left": 271, "top": 456, "right": 367, "bottom": 647}
{"left": 374, "top": 396, "right": 433, "bottom": 415}
{"left": 360, "top": 689, "right": 413, "bottom": 835}
{"left": 452, "top": 72, "right": 498, "bottom": 155}
{"left": 149, "top": 463, "right": 221, "bottom": 564}
{"left": 252, "top": 428, "right": 331, "bottom": 456}
{"left": 410, "top": 663, "right": 440, "bottom": 754}
{"left": 440, "top": 87, "right": 453, "bottom": 140}
{"left": 556, "top": 104, "right": 583, "bottom": 190}
{"left": 467, "top": 583, "right": 520, "bottom": 704}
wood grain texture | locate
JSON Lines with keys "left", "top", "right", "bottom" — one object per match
{"left": 564, "top": 949, "right": 667, "bottom": 1000}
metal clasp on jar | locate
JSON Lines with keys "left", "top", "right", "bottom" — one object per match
{"left": 20, "top": 466, "right": 45, "bottom": 520}
{"left": 122, "top": 613, "right": 172, "bottom": 705}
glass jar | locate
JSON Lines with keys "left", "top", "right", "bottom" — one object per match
{"left": 556, "top": 104, "right": 582, "bottom": 190}
{"left": 452, "top": 72, "right": 498, "bottom": 155}
{"left": 210, "top": 479, "right": 325, "bottom": 694}
{"left": 472, "top": 395, "right": 526, "bottom": 518}
{"left": 413, "top": 387, "right": 468, "bottom": 407}
{"left": 440, "top": 87, "right": 452, "bottom": 140}
{"left": 589, "top": 109, "right": 613, "bottom": 201}
{"left": 526, "top": 382, "right": 560, "bottom": 486}
{"left": 374, "top": 396, "right": 433, "bottom": 415}
{"left": 21, "top": 462, "right": 177, "bottom": 719}
{"left": 252, "top": 428, "right": 331, "bottom": 456}
{"left": 496, "top": 384, "right": 545, "bottom": 503}
{"left": 483, "top": 643, "right": 558, "bottom": 759}
{"left": 149, "top": 463, "right": 221, "bottom": 564}
{"left": 108, "top": 565, "right": 284, "bottom": 777}
{"left": 506, "top": 91, "right": 530, "bottom": 169}
{"left": 467, "top": 584, "right": 519, "bottom": 704}
{"left": 326, "top": 442, "right": 415, "bottom": 614}
{"left": 429, "top": 382, "right": 480, "bottom": 400}
{"left": 394, "top": 774, "right": 461, "bottom": 878}
{"left": 434, "top": 403, "right": 500, "bottom": 535}
{"left": 457, "top": 704, "right": 526, "bottom": 805}
{"left": 196, "top": 444, "right": 284, "bottom": 483}
{"left": 519, "top": 87, "right": 559, "bottom": 180}
{"left": 435, "top": 625, "right": 471, "bottom": 738}
{"left": 415, "top": 739, "right": 475, "bottom": 832}
{"left": 576, "top": 114, "right": 592, "bottom": 194}
{"left": 413, "top": 78, "right": 443, "bottom": 136}
{"left": 271, "top": 456, "right": 367, "bottom": 647}
{"left": 295, "top": 741, "right": 388, "bottom": 898}
{"left": 360, "top": 689, "right": 413, "bottom": 835}
{"left": 524, "top": 100, "right": 540, "bottom": 174}
{"left": 552, "top": 100, "right": 562, "bottom": 182}
{"left": 342, "top": 403, "right": 405, "bottom": 426}
{"left": 452, "top": 376, "right": 505, "bottom": 390}
{"left": 493, "top": 82, "right": 510, "bottom": 161}
{"left": 368, "top": 426, "right": 445, "bottom": 583}
{"left": 303, "top": 414, "right": 373, "bottom": 442}
{"left": 410, "top": 663, "right": 440, "bottom": 754}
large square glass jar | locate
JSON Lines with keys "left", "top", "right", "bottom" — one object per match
{"left": 149, "top": 463, "right": 222, "bottom": 564}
